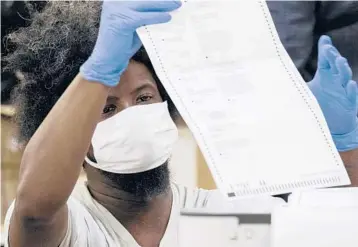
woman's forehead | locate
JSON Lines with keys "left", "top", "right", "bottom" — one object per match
{"left": 108, "top": 61, "right": 159, "bottom": 97}
{"left": 123, "top": 61, "right": 153, "bottom": 78}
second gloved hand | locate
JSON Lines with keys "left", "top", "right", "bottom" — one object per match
{"left": 80, "top": 1, "right": 181, "bottom": 87}
{"left": 308, "top": 35, "right": 358, "bottom": 151}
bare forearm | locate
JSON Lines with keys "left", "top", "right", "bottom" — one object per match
{"left": 340, "top": 148, "right": 358, "bottom": 186}
{"left": 16, "top": 75, "right": 109, "bottom": 218}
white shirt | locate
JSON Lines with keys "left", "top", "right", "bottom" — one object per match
{"left": 4, "top": 182, "right": 283, "bottom": 247}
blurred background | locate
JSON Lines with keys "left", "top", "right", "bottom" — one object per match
{"left": 1, "top": 0, "right": 358, "bottom": 241}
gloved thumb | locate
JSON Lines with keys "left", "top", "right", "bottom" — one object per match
{"left": 336, "top": 57, "right": 353, "bottom": 87}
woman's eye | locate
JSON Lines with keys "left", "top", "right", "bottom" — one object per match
{"left": 102, "top": 104, "right": 117, "bottom": 115}
{"left": 136, "top": 94, "right": 153, "bottom": 103}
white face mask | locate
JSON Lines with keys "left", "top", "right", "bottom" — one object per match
{"left": 85, "top": 102, "right": 178, "bottom": 174}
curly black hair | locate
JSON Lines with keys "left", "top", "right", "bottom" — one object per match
{"left": 3, "top": 1, "right": 176, "bottom": 143}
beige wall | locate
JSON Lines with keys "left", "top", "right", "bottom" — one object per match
{"left": 196, "top": 146, "right": 217, "bottom": 190}
{"left": 169, "top": 127, "right": 198, "bottom": 188}
{"left": 171, "top": 126, "right": 217, "bottom": 190}
{"left": 1, "top": 116, "right": 23, "bottom": 225}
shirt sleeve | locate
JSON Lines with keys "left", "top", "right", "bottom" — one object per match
{"left": 3, "top": 197, "right": 105, "bottom": 247}
{"left": 3, "top": 200, "right": 15, "bottom": 247}
{"left": 59, "top": 198, "right": 85, "bottom": 247}
{"left": 59, "top": 197, "right": 109, "bottom": 247}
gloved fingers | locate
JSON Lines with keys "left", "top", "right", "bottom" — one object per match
{"left": 137, "top": 11, "right": 173, "bottom": 26}
{"left": 345, "top": 80, "right": 358, "bottom": 105}
{"left": 323, "top": 44, "right": 340, "bottom": 74}
{"left": 336, "top": 56, "right": 353, "bottom": 87}
{"left": 317, "top": 35, "right": 332, "bottom": 69}
{"left": 132, "top": 1, "right": 182, "bottom": 12}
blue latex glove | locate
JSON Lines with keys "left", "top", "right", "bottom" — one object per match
{"left": 308, "top": 35, "right": 358, "bottom": 151}
{"left": 80, "top": 1, "right": 181, "bottom": 87}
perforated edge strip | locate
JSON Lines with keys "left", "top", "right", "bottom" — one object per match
{"left": 142, "top": 0, "right": 341, "bottom": 197}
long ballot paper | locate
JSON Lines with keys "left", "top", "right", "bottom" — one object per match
{"left": 137, "top": 0, "right": 350, "bottom": 199}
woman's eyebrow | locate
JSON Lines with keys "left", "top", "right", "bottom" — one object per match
{"left": 106, "top": 95, "right": 119, "bottom": 102}
{"left": 130, "top": 82, "right": 156, "bottom": 95}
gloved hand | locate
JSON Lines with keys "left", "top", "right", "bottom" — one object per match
{"left": 80, "top": 1, "right": 181, "bottom": 87}
{"left": 308, "top": 35, "right": 358, "bottom": 151}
